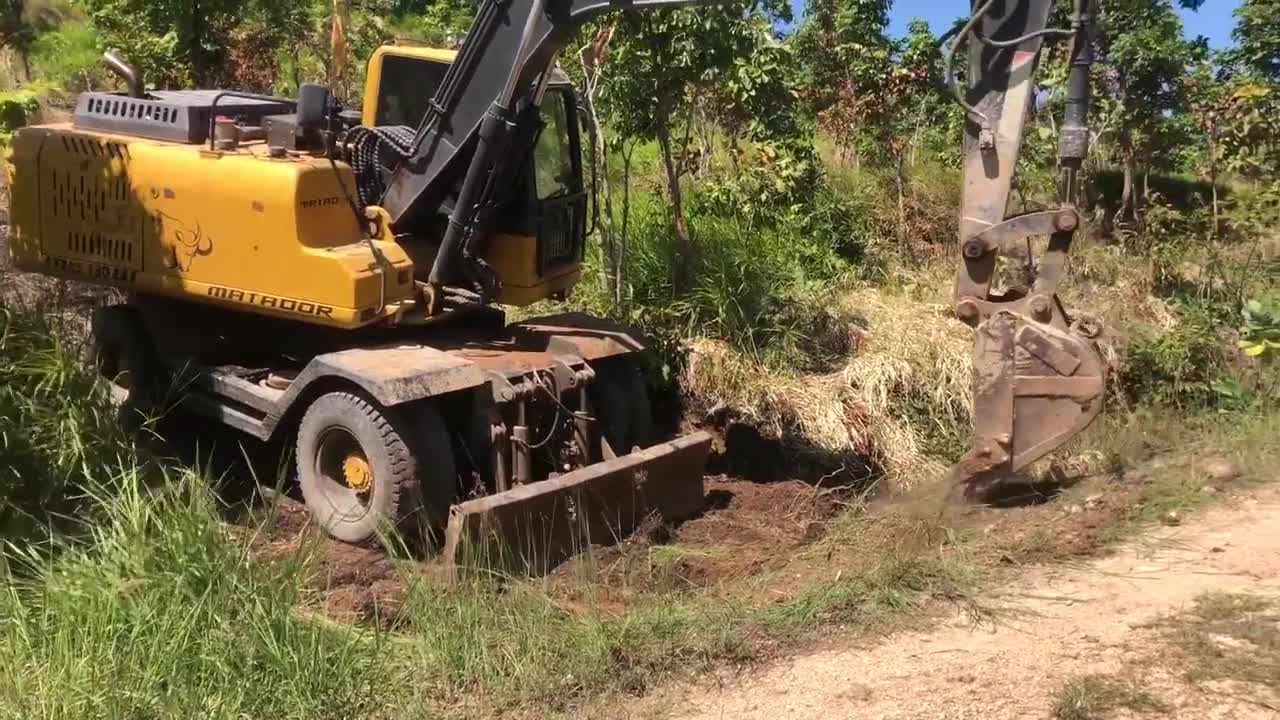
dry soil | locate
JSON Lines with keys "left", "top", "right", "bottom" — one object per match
{"left": 620, "top": 484, "right": 1280, "bottom": 720}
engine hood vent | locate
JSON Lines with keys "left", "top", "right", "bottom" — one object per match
{"left": 73, "top": 90, "right": 292, "bottom": 144}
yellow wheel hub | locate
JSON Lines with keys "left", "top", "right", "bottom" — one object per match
{"left": 342, "top": 453, "right": 374, "bottom": 494}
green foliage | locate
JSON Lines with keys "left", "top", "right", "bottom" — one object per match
{"left": 1228, "top": 0, "right": 1280, "bottom": 81}
{"left": 383, "top": 0, "right": 473, "bottom": 47}
{"left": 1095, "top": 0, "right": 1207, "bottom": 222}
{"left": 602, "top": 4, "right": 792, "bottom": 142}
{"left": 619, "top": 190, "right": 853, "bottom": 369}
{"left": 792, "top": 1, "right": 944, "bottom": 162}
{"left": 1240, "top": 299, "right": 1280, "bottom": 359}
{"left": 27, "top": 18, "right": 101, "bottom": 90}
{"left": 1120, "top": 304, "right": 1232, "bottom": 410}
{"left": 0, "top": 83, "right": 48, "bottom": 144}
{"left": 1217, "top": 80, "right": 1280, "bottom": 181}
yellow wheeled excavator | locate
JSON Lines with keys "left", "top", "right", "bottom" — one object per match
{"left": 5, "top": 0, "right": 1105, "bottom": 568}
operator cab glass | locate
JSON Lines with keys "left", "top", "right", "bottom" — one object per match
{"left": 534, "top": 92, "right": 577, "bottom": 201}
{"left": 532, "top": 88, "right": 586, "bottom": 271}
{"left": 363, "top": 49, "right": 587, "bottom": 277}
{"left": 373, "top": 54, "right": 450, "bottom": 127}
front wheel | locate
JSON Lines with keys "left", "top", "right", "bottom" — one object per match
{"left": 90, "top": 305, "right": 162, "bottom": 424}
{"left": 296, "top": 392, "right": 456, "bottom": 546}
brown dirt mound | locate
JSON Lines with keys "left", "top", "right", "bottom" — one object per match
{"left": 246, "top": 497, "right": 408, "bottom": 627}
{"left": 552, "top": 475, "right": 854, "bottom": 596}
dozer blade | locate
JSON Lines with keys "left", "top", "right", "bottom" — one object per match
{"left": 441, "top": 432, "right": 712, "bottom": 577}
{"left": 952, "top": 309, "right": 1106, "bottom": 501}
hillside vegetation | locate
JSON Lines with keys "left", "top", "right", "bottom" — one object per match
{"left": 1, "top": 0, "right": 1280, "bottom": 718}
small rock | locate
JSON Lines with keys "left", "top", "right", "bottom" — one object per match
{"left": 1211, "top": 546, "right": 1226, "bottom": 553}
{"left": 1201, "top": 485, "right": 1219, "bottom": 495}
{"left": 1199, "top": 456, "right": 1241, "bottom": 482}
{"left": 1161, "top": 510, "right": 1182, "bottom": 526}
{"left": 1066, "top": 504, "right": 1084, "bottom": 515}
{"left": 1084, "top": 494, "right": 1104, "bottom": 509}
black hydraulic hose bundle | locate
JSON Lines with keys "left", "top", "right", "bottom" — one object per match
{"left": 348, "top": 125, "right": 418, "bottom": 208}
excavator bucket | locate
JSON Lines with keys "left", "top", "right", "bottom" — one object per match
{"left": 952, "top": 306, "right": 1106, "bottom": 499}
{"left": 946, "top": 0, "right": 1106, "bottom": 499}
{"left": 441, "top": 432, "right": 712, "bottom": 577}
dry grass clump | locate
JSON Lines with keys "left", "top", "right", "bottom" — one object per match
{"left": 683, "top": 284, "right": 972, "bottom": 488}
{"left": 682, "top": 245, "right": 1182, "bottom": 489}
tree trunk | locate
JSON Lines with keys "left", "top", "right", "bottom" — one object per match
{"left": 579, "top": 35, "right": 618, "bottom": 311}
{"left": 896, "top": 152, "right": 910, "bottom": 262}
{"left": 620, "top": 141, "right": 636, "bottom": 308}
{"left": 655, "top": 104, "right": 693, "bottom": 289}
{"left": 1118, "top": 135, "right": 1135, "bottom": 229}
{"left": 1208, "top": 127, "right": 1220, "bottom": 241}
{"left": 191, "top": 0, "right": 204, "bottom": 86}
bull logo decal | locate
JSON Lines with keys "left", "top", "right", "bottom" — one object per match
{"left": 158, "top": 213, "right": 214, "bottom": 272}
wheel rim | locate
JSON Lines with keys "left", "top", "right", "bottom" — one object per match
{"left": 314, "top": 427, "right": 374, "bottom": 521}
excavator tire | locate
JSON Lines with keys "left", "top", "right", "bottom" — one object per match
{"left": 90, "top": 305, "right": 162, "bottom": 426}
{"left": 589, "top": 360, "right": 655, "bottom": 457}
{"left": 296, "top": 392, "right": 456, "bottom": 546}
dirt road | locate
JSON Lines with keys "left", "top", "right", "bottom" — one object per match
{"left": 643, "top": 486, "right": 1280, "bottom": 720}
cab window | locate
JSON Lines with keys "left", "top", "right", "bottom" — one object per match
{"left": 375, "top": 55, "right": 449, "bottom": 127}
{"left": 533, "top": 91, "right": 577, "bottom": 201}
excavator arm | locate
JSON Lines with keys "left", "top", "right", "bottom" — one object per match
{"left": 947, "top": 0, "right": 1106, "bottom": 499}
{"left": 371, "top": 0, "right": 1105, "bottom": 499}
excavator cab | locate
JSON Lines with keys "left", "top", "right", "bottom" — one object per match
{"left": 360, "top": 46, "right": 588, "bottom": 307}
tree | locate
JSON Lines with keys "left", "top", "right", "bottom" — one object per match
{"left": 793, "top": 3, "right": 942, "bottom": 257}
{"left": 1095, "top": 0, "right": 1206, "bottom": 226}
{"left": 76, "top": 0, "right": 299, "bottom": 87}
{"left": 1228, "top": 0, "right": 1279, "bottom": 81}
{"left": 791, "top": 0, "right": 895, "bottom": 166}
{"left": 601, "top": 2, "right": 790, "bottom": 289}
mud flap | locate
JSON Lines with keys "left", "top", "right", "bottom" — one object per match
{"left": 441, "top": 432, "right": 712, "bottom": 577}
{"left": 954, "top": 310, "right": 1105, "bottom": 500}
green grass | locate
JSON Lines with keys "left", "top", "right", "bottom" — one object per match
{"left": 0, "top": 300, "right": 985, "bottom": 718}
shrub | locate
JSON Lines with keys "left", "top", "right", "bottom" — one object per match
{"left": 0, "top": 85, "right": 51, "bottom": 146}
{"left": 623, "top": 189, "right": 855, "bottom": 371}
{"left": 29, "top": 19, "right": 104, "bottom": 93}
{"left": 1119, "top": 303, "right": 1231, "bottom": 410}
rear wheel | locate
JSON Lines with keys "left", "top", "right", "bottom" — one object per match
{"left": 296, "top": 392, "right": 456, "bottom": 546}
{"left": 588, "top": 360, "right": 655, "bottom": 458}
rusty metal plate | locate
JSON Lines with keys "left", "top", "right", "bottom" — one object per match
{"left": 425, "top": 312, "right": 647, "bottom": 379}
{"left": 441, "top": 431, "right": 712, "bottom": 577}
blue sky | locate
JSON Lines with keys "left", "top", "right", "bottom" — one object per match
{"left": 787, "top": 0, "right": 1245, "bottom": 50}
